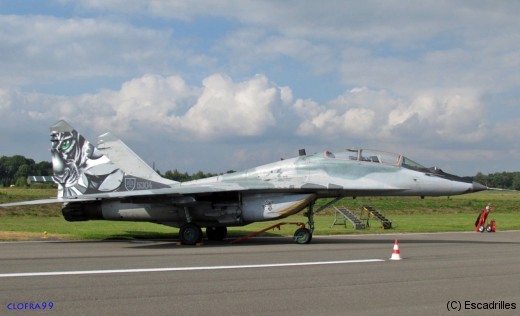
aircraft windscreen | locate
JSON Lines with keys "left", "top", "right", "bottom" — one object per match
{"left": 401, "top": 156, "right": 429, "bottom": 172}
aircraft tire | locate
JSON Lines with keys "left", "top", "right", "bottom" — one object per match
{"left": 293, "top": 227, "right": 312, "bottom": 244}
{"left": 179, "top": 223, "right": 203, "bottom": 245}
{"left": 206, "top": 226, "right": 228, "bottom": 241}
{"left": 478, "top": 225, "right": 485, "bottom": 233}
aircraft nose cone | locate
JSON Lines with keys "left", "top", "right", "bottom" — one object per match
{"left": 471, "top": 182, "right": 488, "bottom": 192}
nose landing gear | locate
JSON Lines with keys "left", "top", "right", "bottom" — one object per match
{"left": 293, "top": 227, "right": 312, "bottom": 244}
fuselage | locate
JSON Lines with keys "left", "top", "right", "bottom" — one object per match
{"left": 59, "top": 148, "right": 485, "bottom": 228}
{"left": 186, "top": 149, "right": 484, "bottom": 198}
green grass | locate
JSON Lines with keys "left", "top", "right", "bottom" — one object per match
{"left": 1, "top": 188, "right": 519, "bottom": 240}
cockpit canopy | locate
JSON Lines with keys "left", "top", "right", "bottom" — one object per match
{"left": 325, "top": 148, "right": 429, "bottom": 172}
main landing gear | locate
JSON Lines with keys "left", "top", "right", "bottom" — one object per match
{"left": 179, "top": 201, "right": 316, "bottom": 245}
{"left": 178, "top": 223, "right": 203, "bottom": 245}
{"left": 206, "top": 226, "right": 228, "bottom": 241}
{"left": 178, "top": 223, "right": 229, "bottom": 245}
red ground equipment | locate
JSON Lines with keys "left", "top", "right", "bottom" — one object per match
{"left": 474, "top": 205, "right": 495, "bottom": 232}
{"left": 487, "top": 220, "right": 496, "bottom": 232}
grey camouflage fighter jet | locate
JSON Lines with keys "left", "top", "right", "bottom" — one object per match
{"left": 1, "top": 120, "right": 487, "bottom": 244}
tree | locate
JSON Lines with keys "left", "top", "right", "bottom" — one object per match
{"left": 164, "top": 169, "right": 190, "bottom": 182}
{"left": 512, "top": 173, "right": 520, "bottom": 191}
{"left": 473, "top": 171, "right": 520, "bottom": 190}
{"left": 15, "top": 177, "right": 28, "bottom": 187}
{"left": 0, "top": 155, "right": 51, "bottom": 187}
{"left": 15, "top": 164, "right": 31, "bottom": 180}
{"left": 34, "top": 161, "right": 53, "bottom": 176}
{"left": 0, "top": 156, "right": 31, "bottom": 186}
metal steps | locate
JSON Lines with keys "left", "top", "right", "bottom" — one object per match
{"left": 362, "top": 205, "right": 392, "bottom": 229}
{"left": 331, "top": 206, "right": 366, "bottom": 229}
{"left": 329, "top": 204, "right": 393, "bottom": 230}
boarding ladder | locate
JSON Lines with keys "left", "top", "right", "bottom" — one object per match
{"left": 331, "top": 206, "right": 366, "bottom": 229}
{"left": 362, "top": 205, "right": 392, "bottom": 229}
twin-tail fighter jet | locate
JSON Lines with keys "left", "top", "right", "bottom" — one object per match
{"left": 0, "top": 120, "right": 487, "bottom": 244}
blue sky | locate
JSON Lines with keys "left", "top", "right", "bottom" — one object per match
{"left": 0, "top": 0, "right": 519, "bottom": 176}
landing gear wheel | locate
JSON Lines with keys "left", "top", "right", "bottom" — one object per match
{"left": 206, "top": 226, "right": 228, "bottom": 241}
{"left": 179, "top": 223, "right": 203, "bottom": 245}
{"left": 478, "top": 225, "right": 485, "bottom": 233}
{"left": 293, "top": 227, "right": 312, "bottom": 244}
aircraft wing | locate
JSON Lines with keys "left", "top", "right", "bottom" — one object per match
{"left": 0, "top": 179, "right": 405, "bottom": 208}
{"left": 0, "top": 181, "right": 258, "bottom": 207}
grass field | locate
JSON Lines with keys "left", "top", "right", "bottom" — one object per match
{"left": 1, "top": 188, "right": 519, "bottom": 241}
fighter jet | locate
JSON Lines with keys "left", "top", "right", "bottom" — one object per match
{"left": 0, "top": 120, "right": 486, "bottom": 244}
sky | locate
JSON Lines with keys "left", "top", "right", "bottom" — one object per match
{"left": 0, "top": 0, "right": 519, "bottom": 176}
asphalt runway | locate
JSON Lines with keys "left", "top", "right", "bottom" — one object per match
{"left": 1, "top": 231, "right": 519, "bottom": 315}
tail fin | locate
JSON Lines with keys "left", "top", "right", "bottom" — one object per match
{"left": 96, "top": 132, "right": 175, "bottom": 185}
{"left": 50, "top": 120, "right": 175, "bottom": 198}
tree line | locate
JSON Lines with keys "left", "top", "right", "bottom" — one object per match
{"left": 0, "top": 155, "right": 231, "bottom": 187}
{"left": 0, "top": 155, "right": 53, "bottom": 187}
{"left": 160, "top": 169, "right": 235, "bottom": 182}
{"left": 474, "top": 172, "right": 520, "bottom": 191}
{"left": 0, "top": 154, "right": 518, "bottom": 190}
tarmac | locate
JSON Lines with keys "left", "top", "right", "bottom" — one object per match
{"left": 1, "top": 231, "right": 519, "bottom": 315}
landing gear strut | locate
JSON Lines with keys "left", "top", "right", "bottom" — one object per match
{"left": 293, "top": 201, "right": 315, "bottom": 244}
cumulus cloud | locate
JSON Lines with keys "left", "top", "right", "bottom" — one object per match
{"left": 180, "top": 74, "right": 289, "bottom": 138}
{"left": 2, "top": 74, "right": 489, "bottom": 146}
{"left": 2, "top": 74, "right": 292, "bottom": 141}
{"left": 0, "top": 88, "right": 11, "bottom": 112}
{"left": 388, "top": 90, "right": 488, "bottom": 142}
{"left": 218, "top": 29, "right": 336, "bottom": 75}
{"left": 0, "top": 71, "right": 508, "bottom": 173}
{"left": 293, "top": 86, "right": 489, "bottom": 145}
{"left": 295, "top": 88, "right": 395, "bottom": 138}
{"left": 493, "top": 118, "right": 520, "bottom": 144}
{"left": 0, "top": 15, "right": 178, "bottom": 87}
{"left": 2, "top": 1, "right": 519, "bottom": 174}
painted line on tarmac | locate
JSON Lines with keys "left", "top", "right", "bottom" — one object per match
{"left": 0, "top": 259, "right": 384, "bottom": 278}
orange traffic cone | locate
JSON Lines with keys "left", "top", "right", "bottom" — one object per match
{"left": 390, "top": 239, "right": 402, "bottom": 260}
